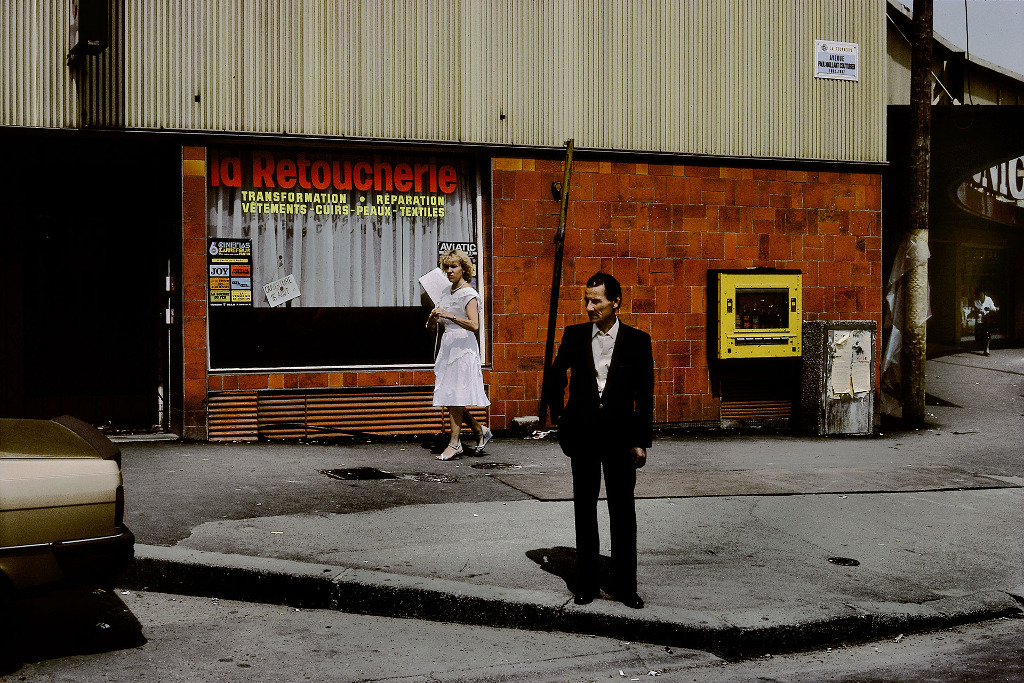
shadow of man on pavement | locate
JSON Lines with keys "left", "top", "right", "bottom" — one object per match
{"left": 526, "top": 546, "right": 614, "bottom": 597}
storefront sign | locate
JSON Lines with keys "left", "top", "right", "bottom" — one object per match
{"left": 208, "top": 150, "right": 459, "bottom": 220}
{"left": 814, "top": 40, "right": 859, "bottom": 82}
{"left": 208, "top": 238, "right": 253, "bottom": 307}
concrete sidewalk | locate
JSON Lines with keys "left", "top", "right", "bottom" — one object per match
{"left": 116, "top": 349, "right": 1024, "bottom": 658}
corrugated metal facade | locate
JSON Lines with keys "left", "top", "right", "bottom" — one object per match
{"left": 0, "top": 0, "right": 72, "bottom": 126}
{"left": 1, "top": 0, "right": 885, "bottom": 162}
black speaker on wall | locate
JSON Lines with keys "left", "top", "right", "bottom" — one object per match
{"left": 70, "top": 0, "right": 108, "bottom": 56}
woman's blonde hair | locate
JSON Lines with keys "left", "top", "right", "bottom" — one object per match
{"left": 439, "top": 248, "right": 475, "bottom": 278}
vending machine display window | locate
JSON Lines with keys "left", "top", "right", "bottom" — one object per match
{"left": 733, "top": 288, "right": 791, "bottom": 331}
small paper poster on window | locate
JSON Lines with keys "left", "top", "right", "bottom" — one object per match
{"left": 436, "top": 241, "right": 479, "bottom": 289}
{"left": 815, "top": 40, "right": 859, "bottom": 82}
{"left": 263, "top": 274, "right": 300, "bottom": 307}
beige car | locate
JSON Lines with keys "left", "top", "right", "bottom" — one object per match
{"left": 0, "top": 415, "right": 134, "bottom": 597}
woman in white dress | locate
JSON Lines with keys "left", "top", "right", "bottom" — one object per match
{"left": 426, "top": 249, "right": 492, "bottom": 460}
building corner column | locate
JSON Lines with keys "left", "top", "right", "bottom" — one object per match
{"left": 182, "top": 146, "right": 209, "bottom": 440}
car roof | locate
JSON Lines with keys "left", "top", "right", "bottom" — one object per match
{"left": 0, "top": 417, "right": 110, "bottom": 459}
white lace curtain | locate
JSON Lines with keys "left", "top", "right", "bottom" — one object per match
{"left": 207, "top": 161, "right": 477, "bottom": 308}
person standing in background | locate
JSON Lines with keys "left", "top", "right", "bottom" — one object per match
{"left": 971, "top": 287, "right": 999, "bottom": 356}
{"left": 427, "top": 249, "right": 492, "bottom": 460}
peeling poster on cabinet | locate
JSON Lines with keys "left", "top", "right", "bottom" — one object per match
{"left": 830, "top": 330, "right": 872, "bottom": 397}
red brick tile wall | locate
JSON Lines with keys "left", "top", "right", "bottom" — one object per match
{"left": 182, "top": 147, "right": 881, "bottom": 437}
{"left": 489, "top": 157, "right": 882, "bottom": 428}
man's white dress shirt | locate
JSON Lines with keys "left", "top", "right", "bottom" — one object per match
{"left": 591, "top": 319, "right": 619, "bottom": 396}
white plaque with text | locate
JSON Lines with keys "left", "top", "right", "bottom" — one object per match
{"left": 815, "top": 40, "right": 859, "bottom": 82}
{"left": 263, "top": 274, "right": 301, "bottom": 307}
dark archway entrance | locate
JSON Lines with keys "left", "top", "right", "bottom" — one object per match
{"left": 885, "top": 106, "right": 1024, "bottom": 349}
{"left": 0, "top": 132, "right": 181, "bottom": 431}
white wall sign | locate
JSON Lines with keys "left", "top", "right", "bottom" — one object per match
{"left": 815, "top": 40, "right": 859, "bottom": 82}
{"left": 263, "top": 274, "right": 301, "bottom": 307}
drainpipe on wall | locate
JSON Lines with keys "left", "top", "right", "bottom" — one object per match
{"left": 539, "top": 139, "right": 575, "bottom": 426}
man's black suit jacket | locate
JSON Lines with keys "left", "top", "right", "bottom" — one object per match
{"left": 546, "top": 320, "right": 654, "bottom": 457}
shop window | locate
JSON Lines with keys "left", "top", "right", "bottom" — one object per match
{"left": 205, "top": 147, "right": 483, "bottom": 369}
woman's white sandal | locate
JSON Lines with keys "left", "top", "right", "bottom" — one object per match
{"left": 436, "top": 443, "right": 463, "bottom": 461}
{"left": 475, "top": 428, "right": 493, "bottom": 453}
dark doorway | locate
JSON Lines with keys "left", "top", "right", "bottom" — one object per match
{"left": 957, "top": 246, "right": 1010, "bottom": 346}
{"left": 0, "top": 133, "right": 180, "bottom": 431}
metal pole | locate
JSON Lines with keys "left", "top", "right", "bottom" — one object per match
{"left": 539, "top": 139, "right": 574, "bottom": 425}
{"left": 904, "top": 0, "right": 932, "bottom": 425}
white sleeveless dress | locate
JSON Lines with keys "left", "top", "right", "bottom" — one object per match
{"left": 432, "top": 285, "right": 490, "bottom": 407}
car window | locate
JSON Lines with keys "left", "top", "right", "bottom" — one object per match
{"left": 0, "top": 419, "right": 105, "bottom": 459}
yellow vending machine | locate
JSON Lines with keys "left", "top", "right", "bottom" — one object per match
{"left": 709, "top": 269, "right": 803, "bottom": 428}
{"left": 715, "top": 270, "right": 802, "bottom": 359}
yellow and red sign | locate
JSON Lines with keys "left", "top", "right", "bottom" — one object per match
{"left": 208, "top": 239, "right": 253, "bottom": 308}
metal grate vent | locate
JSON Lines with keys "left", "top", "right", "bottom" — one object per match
{"left": 320, "top": 468, "right": 397, "bottom": 481}
{"left": 470, "top": 462, "right": 521, "bottom": 471}
{"left": 207, "top": 387, "right": 487, "bottom": 442}
{"left": 207, "top": 391, "right": 259, "bottom": 442}
{"left": 719, "top": 372, "right": 794, "bottom": 427}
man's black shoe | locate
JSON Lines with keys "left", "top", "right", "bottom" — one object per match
{"left": 573, "top": 591, "right": 599, "bottom": 605}
{"left": 618, "top": 593, "right": 644, "bottom": 609}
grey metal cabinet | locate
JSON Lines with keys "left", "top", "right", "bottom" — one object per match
{"left": 799, "top": 321, "right": 877, "bottom": 435}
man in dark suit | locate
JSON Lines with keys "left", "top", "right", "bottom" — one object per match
{"left": 545, "top": 272, "right": 654, "bottom": 609}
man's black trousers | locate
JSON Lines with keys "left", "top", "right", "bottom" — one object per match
{"left": 570, "top": 451, "right": 637, "bottom": 597}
